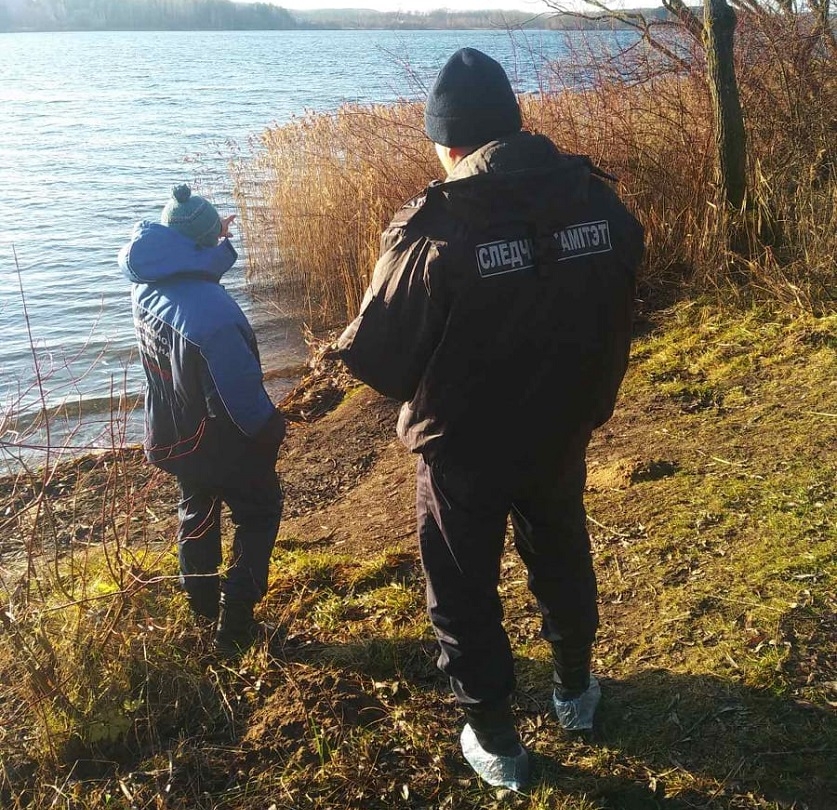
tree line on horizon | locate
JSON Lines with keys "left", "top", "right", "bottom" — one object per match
{"left": 0, "top": 0, "right": 674, "bottom": 32}
{"left": 290, "top": 6, "right": 673, "bottom": 30}
{"left": 0, "top": 0, "right": 297, "bottom": 31}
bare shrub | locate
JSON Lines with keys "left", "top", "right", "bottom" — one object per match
{"left": 0, "top": 431, "right": 230, "bottom": 808}
{"left": 0, "top": 264, "right": 222, "bottom": 805}
{"left": 731, "top": 11, "right": 837, "bottom": 306}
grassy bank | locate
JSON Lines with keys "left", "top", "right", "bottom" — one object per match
{"left": 1, "top": 304, "right": 835, "bottom": 809}
{"left": 3, "top": 22, "right": 836, "bottom": 810}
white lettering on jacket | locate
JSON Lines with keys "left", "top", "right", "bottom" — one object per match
{"left": 475, "top": 237, "right": 535, "bottom": 277}
{"left": 475, "top": 222, "right": 612, "bottom": 277}
{"left": 134, "top": 315, "right": 171, "bottom": 357}
{"left": 554, "top": 220, "right": 612, "bottom": 261}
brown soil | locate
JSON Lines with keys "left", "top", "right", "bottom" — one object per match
{"left": 2, "top": 310, "right": 837, "bottom": 809}
{"left": 280, "top": 386, "right": 413, "bottom": 552}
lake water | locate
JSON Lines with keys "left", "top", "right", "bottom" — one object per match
{"left": 0, "top": 28, "right": 632, "bottom": 465}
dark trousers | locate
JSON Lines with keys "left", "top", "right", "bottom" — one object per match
{"left": 416, "top": 445, "right": 598, "bottom": 706}
{"left": 176, "top": 444, "right": 282, "bottom": 606}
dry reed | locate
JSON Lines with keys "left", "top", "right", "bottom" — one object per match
{"left": 230, "top": 103, "right": 436, "bottom": 329}
{"left": 231, "top": 23, "right": 835, "bottom": 324}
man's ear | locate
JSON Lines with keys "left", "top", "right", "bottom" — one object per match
{"left": 449, "top": 145, "right": 472, "bottom": 162}
{"left": 435, "top": 143, "right": 475, "bottom": 175}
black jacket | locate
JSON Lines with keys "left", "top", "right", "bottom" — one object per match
{"left": 338, "top": 132, "right": 644, "bottom": 466}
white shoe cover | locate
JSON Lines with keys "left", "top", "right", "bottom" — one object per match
{"left": 460, "top": 723, "right": 529, "bottom": 792}
{"left": 553, "top": 674, "right": 601, "bottom": 730}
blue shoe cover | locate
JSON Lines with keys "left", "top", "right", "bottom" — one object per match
{"left": 460, "top": 723, "right": 529, "bottom": 792}
{"left": 553, "top": 674, "right": 601, "bottom": 730}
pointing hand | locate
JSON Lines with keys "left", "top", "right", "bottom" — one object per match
{"left": 219, "top": 214, "right": 236, "bottom": 240}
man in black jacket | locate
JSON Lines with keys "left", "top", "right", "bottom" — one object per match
{"left": 338, "top": 48, "right": 644, "bottom": 790}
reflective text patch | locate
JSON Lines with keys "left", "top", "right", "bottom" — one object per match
{"left": 475, "top": 221, "right": 613, "bottom": 277}
{"left": 475, "top": 238, "right": 535, "bottom": 277}
{"left": 553, "top": 220, "right": 612, "bottom": 261}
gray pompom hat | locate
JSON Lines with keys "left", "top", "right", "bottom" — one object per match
{"left": 424, "top": 48, "right": 522, "bottom": 148}
{"left": 161, "top": 184, "right": 221, "bottom": 248}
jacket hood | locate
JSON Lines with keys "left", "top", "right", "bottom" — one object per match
{"left": 447, "top": 131, "right": 565, "bottom": 178}
{"left": 119, "top": 221, "right": 237, "bottom": 284}
{"left": 437, "top": 132, "right": 605, "bottom": 226}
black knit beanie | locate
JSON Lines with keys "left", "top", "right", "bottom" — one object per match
{"left": 424, "top": 48, "right": 522, "bottom": 148}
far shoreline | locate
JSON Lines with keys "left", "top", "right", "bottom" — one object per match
{"left": 1, "top": 5, "right": 666, "bottom": 35}
{"left": 1, "top": 25, "right": 632, "bottom": 32}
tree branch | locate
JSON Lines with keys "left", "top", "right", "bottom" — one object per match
{"left": 546, "top": 1, "right": 697, "bottom": 73}
{"left": 806, "top": 0, "right": 837, "bottom": 59}
{"left": 662, "top": 0, "right": 704, "bottom": 42}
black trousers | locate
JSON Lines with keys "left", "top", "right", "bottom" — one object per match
{"left": 416, "top": 444, "right": 598, "bottom": 706}
{"left": 176, "top": 443, "right": 282, "bottom": 606}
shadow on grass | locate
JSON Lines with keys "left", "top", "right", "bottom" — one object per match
{"left": 272, "top": 631, "right": 835, "bottom": 806}
{"left": 8, "top": 625, "right": 834, "bottom": 809}
{"left": 527, "top": 667, "right": 837, "bottom": 809}
{"left": 295, "top": 636, "right": 836, "bottom": 808}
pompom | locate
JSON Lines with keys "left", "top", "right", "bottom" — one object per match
{"left": 172, "top": 184, "right": 192, "bottom": 203}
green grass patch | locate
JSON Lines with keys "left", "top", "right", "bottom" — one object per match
{"left": 2, "top": 305, "right": 836, "bottom": 808}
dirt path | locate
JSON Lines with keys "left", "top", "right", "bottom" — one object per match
{"left": 280, "top": 387, "right": 414, "bottom": 554}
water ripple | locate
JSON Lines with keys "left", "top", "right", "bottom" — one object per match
{"left": 0, "top": 28, "right": 634, "bottom": 438}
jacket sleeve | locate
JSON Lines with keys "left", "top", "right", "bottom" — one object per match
{"left": 593, "top": 207, "right": 644, "bottom": 428}
{"left": 199, "top": 322, "right": 276, "bottom": 437}
{"left": 337, "top": 227, "right": 446, "bottom": 402}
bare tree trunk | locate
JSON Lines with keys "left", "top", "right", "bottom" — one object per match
{"left": 704, "top": 0, "right": 747, "bottom": 211}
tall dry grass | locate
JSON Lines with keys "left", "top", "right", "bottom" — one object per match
{"left": 230, "top": 103, "right": 437, "bottom": 328}
{"left": 231, "top": 22, "right": 835, "bottom": 325}
{"left": 0, "top": 407, "right": 229, "bottom": 808}
{"left": 0, "top": 258, "right": 216, "bottom": 806}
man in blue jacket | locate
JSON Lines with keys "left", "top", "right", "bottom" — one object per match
{"left": 119, "top": 185, "right": 286, "bottom": 658}
{"left": 338, "top": 49, "right": 643, "bottom": 790}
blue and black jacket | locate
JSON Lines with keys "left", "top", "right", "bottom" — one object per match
{"left": 119, "top": 222, "right": 283, "bottom": 477}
